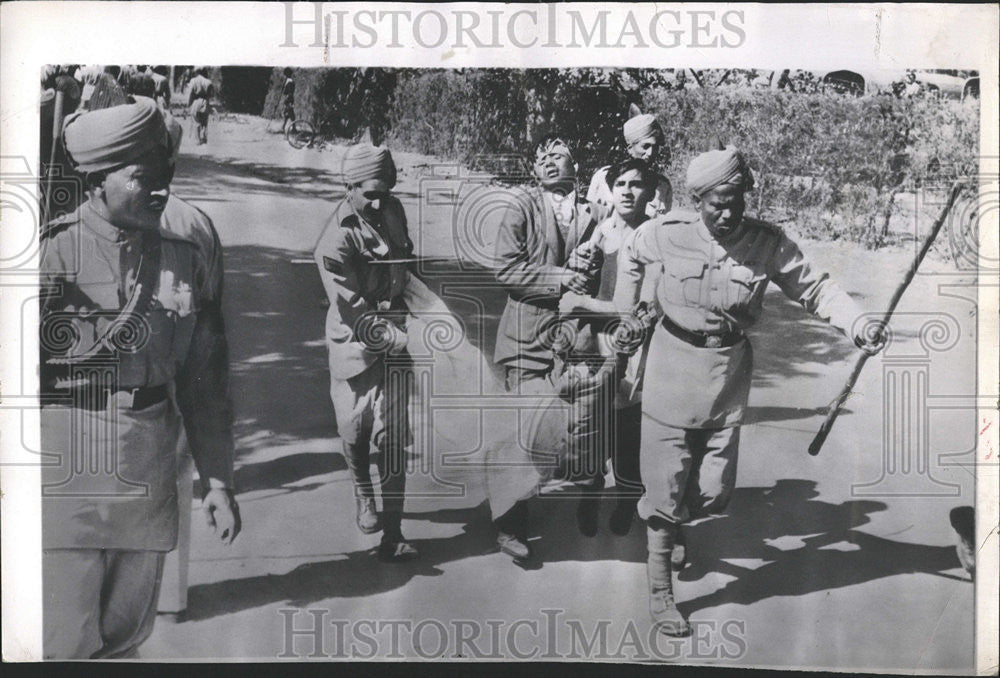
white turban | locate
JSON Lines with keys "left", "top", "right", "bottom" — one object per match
{"left": 623, "top": 114, "right": 662, "bottom": 145}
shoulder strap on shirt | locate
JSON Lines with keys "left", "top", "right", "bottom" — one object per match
{"left": 46, "top": 231, "right": 162, "bottom": 366}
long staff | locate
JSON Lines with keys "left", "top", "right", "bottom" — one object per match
{"left": 808, "top": 181, "right": 965, "bottom": 456}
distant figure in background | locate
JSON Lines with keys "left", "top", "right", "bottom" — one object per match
{"left": 281, "top": 67, "right": 296, "bottom": 134}
{"left": 75, "top": 64, "right": 103, "bottom": 108}
{"left": 126, "top": 66, "right": 157, "bottom": 99}
{"left": 587, "top": 105, "right": 673, "bottom": 220}
{"left": 775, "top": 69, "right": 793, "bottom": 91}
{"left": 672, "top": 69, "right": 688, "bottom": 91}
{"left": 151, "top": 66, "right": 171, "bottom": 110}
{"left": 187, "top": 67, "right": 214, "bottom": 145}
{"left": 899, "top": 70, "right": 924, "bottom": 98}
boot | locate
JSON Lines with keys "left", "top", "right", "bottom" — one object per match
{"left": 671, "top": 526, "right": 687, "bottom": 569}
{"left": 343, "top": 442, "right": 379, "bottom": 534}
{"left": 355, "top": 495, "right": 380, "bottom": 534}
{"left": 646, "top": 522, "right": 691, "bottom": 637}
{"left": 377, "top": 512, "right": 419, "bottom": 562}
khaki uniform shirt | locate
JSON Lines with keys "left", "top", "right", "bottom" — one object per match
{"left": 614, "top": 210, "right": 863, "bottom": 427}
{"left": 40, "top": 197, "right": 235, "bottom": 549}
{"left": 314, "top": 197, "right": 413, "bottom": 380}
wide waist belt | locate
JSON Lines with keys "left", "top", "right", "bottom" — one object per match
{"left": 44, "top": 384, "right": 169, "bottom": 411}
{"left": 661, "top": 315, "right": 744, "bottom": 349}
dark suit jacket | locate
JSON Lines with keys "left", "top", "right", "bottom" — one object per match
{"left": 493, "top": 185, "right": 599, "bottom": 375}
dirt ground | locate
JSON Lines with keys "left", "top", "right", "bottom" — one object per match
{"left": 142, "top": 115, "right": 977, "bottom": 669}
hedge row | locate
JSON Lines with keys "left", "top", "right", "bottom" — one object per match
{"left": 261, "top": 68, "right": 979, "bottom": 248}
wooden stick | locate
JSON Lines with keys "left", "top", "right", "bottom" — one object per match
{"left": 43, "top": 89, "right": 65, "bottom": 224}
{"left": 808, "top": 181, "right": 965, "bottom": 456}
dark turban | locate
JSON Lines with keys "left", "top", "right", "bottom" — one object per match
{"left": 62, "top": 96, "right": 168, "bottom": 173}
{"left": 341, "top": 144, "right": 397, "bottom": 188}
{"left": 686, "top": 145, "right": 755, "bottom": 198}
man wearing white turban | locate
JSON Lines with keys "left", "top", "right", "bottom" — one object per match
{"left": 313, "top": 144, "right": 419, "bottom": 562}
{"left": 613, "top": 145, "right": 885, "bottom": 637}
{"left": 41, "top": 98, "right": 240, "bottom": 657}
{"left": 586, "top": 105, "right": 673, "bottom": 219}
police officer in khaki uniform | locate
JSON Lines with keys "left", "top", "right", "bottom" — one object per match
{"left": 40, "top": 97, "right": 240, "bottom": 658}
{"left": 314, "top": 144, "right": 418, "bottom": 562}
{"left": 614, "top": 146, "right": 885, "bottom": 636}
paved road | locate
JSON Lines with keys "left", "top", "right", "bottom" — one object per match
{"left": 144, "top": 117, "right": 975, "bottom": 669}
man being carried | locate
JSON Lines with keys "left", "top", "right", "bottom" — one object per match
{"left": 493, "top": 136, "right": 600, "bottom": 560}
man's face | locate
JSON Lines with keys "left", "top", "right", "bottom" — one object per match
{"left": 99, "top": 154, "right": 172, "bottom": 230}
{"left": 695, "top": 183, "right": 746, "bottom": 240}
{"left": 533, "top": 146, "right": 576, "bottom": 189}
{"left": 348, "top": 178, "right": 391, "bottom": 221}
{"left": 627, "top": 135, "right": 662, "bottom": 164}
{"left": 611, "top": 169, "right": 653, "bottom": 221}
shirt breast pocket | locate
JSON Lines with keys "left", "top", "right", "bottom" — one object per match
{"left": 664, "top": 256, "right": 708, "bottom": 307}
{"left": 727, "top": 264, "right": 767, "bottom": 307}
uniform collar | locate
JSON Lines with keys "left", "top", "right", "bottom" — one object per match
{"left": 82, "top": 200, "right": 147, "bottom": 244}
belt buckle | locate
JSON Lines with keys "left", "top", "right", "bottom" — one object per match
{"left": 705, "top": 335, "right": 722, "bottom": 348}
{"left": 110, "top": 388, "right": 135, "bottom": 409}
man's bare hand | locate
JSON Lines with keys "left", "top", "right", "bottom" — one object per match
{"left": 567, "top": 242, "right": 597, "bottom": 272}
{"left": 564, "top": 270, "right": 593, "bottom": 294}
{"left": 854, "top": 325, "right": 887, "bottom": 356}
{"left": 203, "top": 488, "right": 241, "bottom": 545}
{"left": 559, "top": 291, "right": 590, "bottom": 316}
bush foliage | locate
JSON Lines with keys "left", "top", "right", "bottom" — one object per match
{"left": 262, "top": 67, "right": 979, "bottom": 248}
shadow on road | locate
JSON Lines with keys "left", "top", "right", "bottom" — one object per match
{"left": 182, "top": 506, "right": 496, "bottom": 621}
{"left": 223, "top": 245, "right": 333, "bottom": 451}
{"left": 181, "top": 478, "right": 960, "bottom": 622}
{"left": 675, "top": 479, "right": 963, "bottom": 616}
{"left": 748, "top": 289, "right": 862, "bottom": 388}
{"left": 174, "top": 154, "right": 347, "bottom": 201}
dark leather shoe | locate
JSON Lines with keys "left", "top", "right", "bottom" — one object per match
{"left": 355, "top": 496, "right": 380, "bottom": 534}
{"left": 378, "top": 536, "right": 419, "bottom": 562}
{"left": 609, "top": 499, "right": 636, "bottom": 536}
{"left": 497, "top": 532, "right": 531, "bottom": 562}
